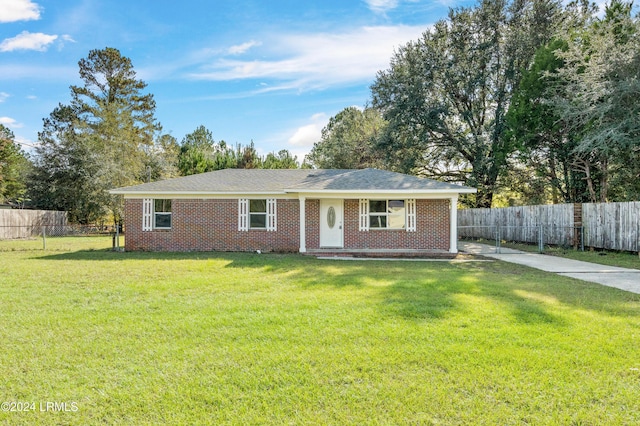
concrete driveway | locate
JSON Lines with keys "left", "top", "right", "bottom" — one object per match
{"left": 458, "top": 242, "right": 640, "bottom": 294}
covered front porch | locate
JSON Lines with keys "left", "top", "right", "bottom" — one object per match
{"left": 297, "top": 195, "right": 460, "bottom": 255}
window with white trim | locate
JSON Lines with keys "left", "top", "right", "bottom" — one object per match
{"left": 142, "top": 198, "right": 172, "bottom": 231}
{"left": 153, "top": 199, "right": 172, "bottom": 229}
{"left": 239, "top": 198, "right": 277, "bottom": 231}
{"left": 250, "top": 199, "right": 267, "bottom": 228}
{"left": 369, "top": 200, "right": 405, "bottom": 229}
{"left": 359, "top": 199, "right": 416, "bottom": 232}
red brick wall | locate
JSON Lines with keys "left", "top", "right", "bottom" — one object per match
{"left": 124, "top": 198, "right": 451, "bottom": 252}
{"left": 343, "top": 199, "right": 450, "bottom": 250}
{"left": 124, "top": 198, "right": 300, "bottom": 252}
{"left": 305, "top": 199, "right": 320, "bottom": 250}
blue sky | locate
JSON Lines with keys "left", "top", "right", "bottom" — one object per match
{"left": 0, "top": 0, "right": 469, "bottom": 160}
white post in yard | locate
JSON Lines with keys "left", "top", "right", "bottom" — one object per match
{"left": 449, "top": 196, "right": 458, "bottom": 254}
{"left": 299, "top": 196, "right": 306, "bottom": 253}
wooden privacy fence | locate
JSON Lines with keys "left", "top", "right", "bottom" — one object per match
{"left": 0, "top": 209, "right": 68, "bottom": 239}
{"left": 458, "top": 202, "right": 640, "bottom": 253}
{"left": 582, "top": 202, "right": 640, "bottom": 252}
{"left": 458, "top": 204, "right": 575, "bottom": 246}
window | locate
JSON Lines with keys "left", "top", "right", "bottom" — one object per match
{"left": 369, "top": 200, "right": 405, "bottom": 229}
{"left": 142, "top": 198, "right": 172, "bottom": 231}
{"left": 238, "top": 199, "right": 277, "bottom": 231}
{"left": 249, "top": 199, "right": 267, "bottom": 228}
{"left": 359, "top": 199, "right": 416, "bottom": 232}
{"left": 154, "top": 199, "right": 172, "bottom": 229}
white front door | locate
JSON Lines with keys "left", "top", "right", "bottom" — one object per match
{"left": 320, "top": 199, "right": 343, "bottom": 248}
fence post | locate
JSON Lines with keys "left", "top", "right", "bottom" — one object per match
{"left": 42, "top": 226, "right": 46, "bottom": 251}
{"left": 538, "top": 224, "right": 544, "bottom": 253}
{"left": 580, "top": 226, "right": 584, "bottom": 252}
{"left": 495, "top": 224, "right": 501, "bottom": 254}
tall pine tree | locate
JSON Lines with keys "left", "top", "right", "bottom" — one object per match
{"left": 31, "top": 47, "right": 161, "bottom": 223}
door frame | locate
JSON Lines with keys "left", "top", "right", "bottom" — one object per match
{"left": 319, "top": 199, "right": 344, "bottom": 248}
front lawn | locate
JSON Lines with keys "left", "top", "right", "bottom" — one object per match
{"left": 1, "top": 238, "right": 639, "bottom": 424}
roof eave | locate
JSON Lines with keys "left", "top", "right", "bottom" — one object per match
{"left": 109, "top": 190, "right": 288, "bottom": 196}
{"left": 284, "top": 188, "right": 477, "bottom": 194}
{"left": 110, "top": 188, "right": 477, "bottom": 197}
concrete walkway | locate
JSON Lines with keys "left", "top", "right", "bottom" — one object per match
{"left": 458, "top": 242, "right": 640, "bottom": 294}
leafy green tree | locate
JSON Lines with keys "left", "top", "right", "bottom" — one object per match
{"left": 29, "top": 104, "right": 108, "bottom": 223}
{"left": 211, "top": 141, "right": 239, "bottom": 170}
{"left": 504, "top": 39, "right": 591, "bottom": 203}
{"left": 236, "top": 142, "right": 261, "bottom": 169}
{"left": 30, "top": 47, "right": 160, "bottom": 223}
{"left": 177, "top": 125, "right": 302, "bottom": 174}
{"left": 263, "top": 150, "right": 299, "bottom": 169}
{"left": 372, "top": 0, "right": 561, "bottom": 207}
{"left": 144, "top": 133, "right": 180, "bottom": 182}
{"left": 549, "top": 0, "right": 640, "bottom": 201}
{"left": 177, "top": 126, "right": 243, "bottom": 175}
{"left": 72, "top": 47, "right": 159, "bottom": 187}
{"left": 306, "top": 107, "right": 386, "bottom": 169}
{"left": 75, "top": 47, "right": 160, "bottom": 223}
{"left": 0, "top": 124, "right": 30, "bottom": 206}
{"left": 178, "top": 125, "right": 217, "bottom": 175}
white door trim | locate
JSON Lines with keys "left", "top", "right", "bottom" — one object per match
{"left": 319, "top": 199, "right": 344, "bottom": 248}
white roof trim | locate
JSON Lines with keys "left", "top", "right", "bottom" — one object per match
{"left": 111, "top": 190, "right": 475, "bottom": 200}
{"left": 285, "top": 188, "right": 477, "bottom": 195}
{"left": 110, "top": 190, "right": 289, "bottom": 197}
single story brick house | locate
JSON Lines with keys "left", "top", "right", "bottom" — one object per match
{"left": 109, "top": 168, "right": 475, "bottom": 255}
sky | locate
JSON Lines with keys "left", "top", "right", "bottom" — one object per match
{"left": 0, "top": 0, "right": 472, "bottom": 161}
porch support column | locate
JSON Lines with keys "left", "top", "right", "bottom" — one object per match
{"left": 449, "top": 196, "right": 458, "bottom": 254}
{"left": 299, "top": 196, "right": 306, "bottom": 253}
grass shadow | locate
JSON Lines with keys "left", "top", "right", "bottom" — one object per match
{"left": 33, "top": 249, "right": 640, "bottom": 322}
{"left": 34, "top": 248, "right": 257, "bottom": 262}
{"left": 456, "top": 260, "right": 640, "bottom": 319}
{"left": 224, "top": 256, "right": 571, "bottom": 323}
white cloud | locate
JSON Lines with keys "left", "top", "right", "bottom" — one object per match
{"left": 0, "top": 116, "right": 22, "bottom": 128}
{"left": 0, "top": 31, "right": 58, "bottom": 52}
{"left": 54, "top": 34, "right": 76, "bottom": 51}
{"left": 0, "top": 0, "right": 41, "bottom": 23}
{"left": 288, "top": 113, "right": 328, "bottom": 147}
{"left": 14, "top": 135, "right": 38, "bottom": 149}
{"left": 60, "top": 34, "right": 76, "bottom": 44}
{"left": 228, "top": 40, "right": 261, "bottom": 55}
{"left": 189, "top": 25, "right": 427, "bottom": 92}
{"left": 365, "top": 0, "right": 399, "bottom": 13}
{"left": 0, "top": 92, "right": 9, "bottom": 102}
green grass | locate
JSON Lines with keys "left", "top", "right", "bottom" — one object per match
{"left": 0, "top": 234, "right": 119, "bottom": 253}
{"left": 1, "top": 237, "right": 640, "bottom": 424}
{"left": 546, "top": 247, "right": 640, "bottom": 270}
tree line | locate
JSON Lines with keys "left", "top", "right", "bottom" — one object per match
{"left": 1, "top": 0, "right": 639, "bottom": 222}
{"left": 308, "top": 0, "right": 640, "bottom": 207}
{"left": 0, "top": 48, "right": 303, "bottom": 224}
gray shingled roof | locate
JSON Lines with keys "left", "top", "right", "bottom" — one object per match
{"left": 110, "top": 168, "right": 475, "bottom": 194}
